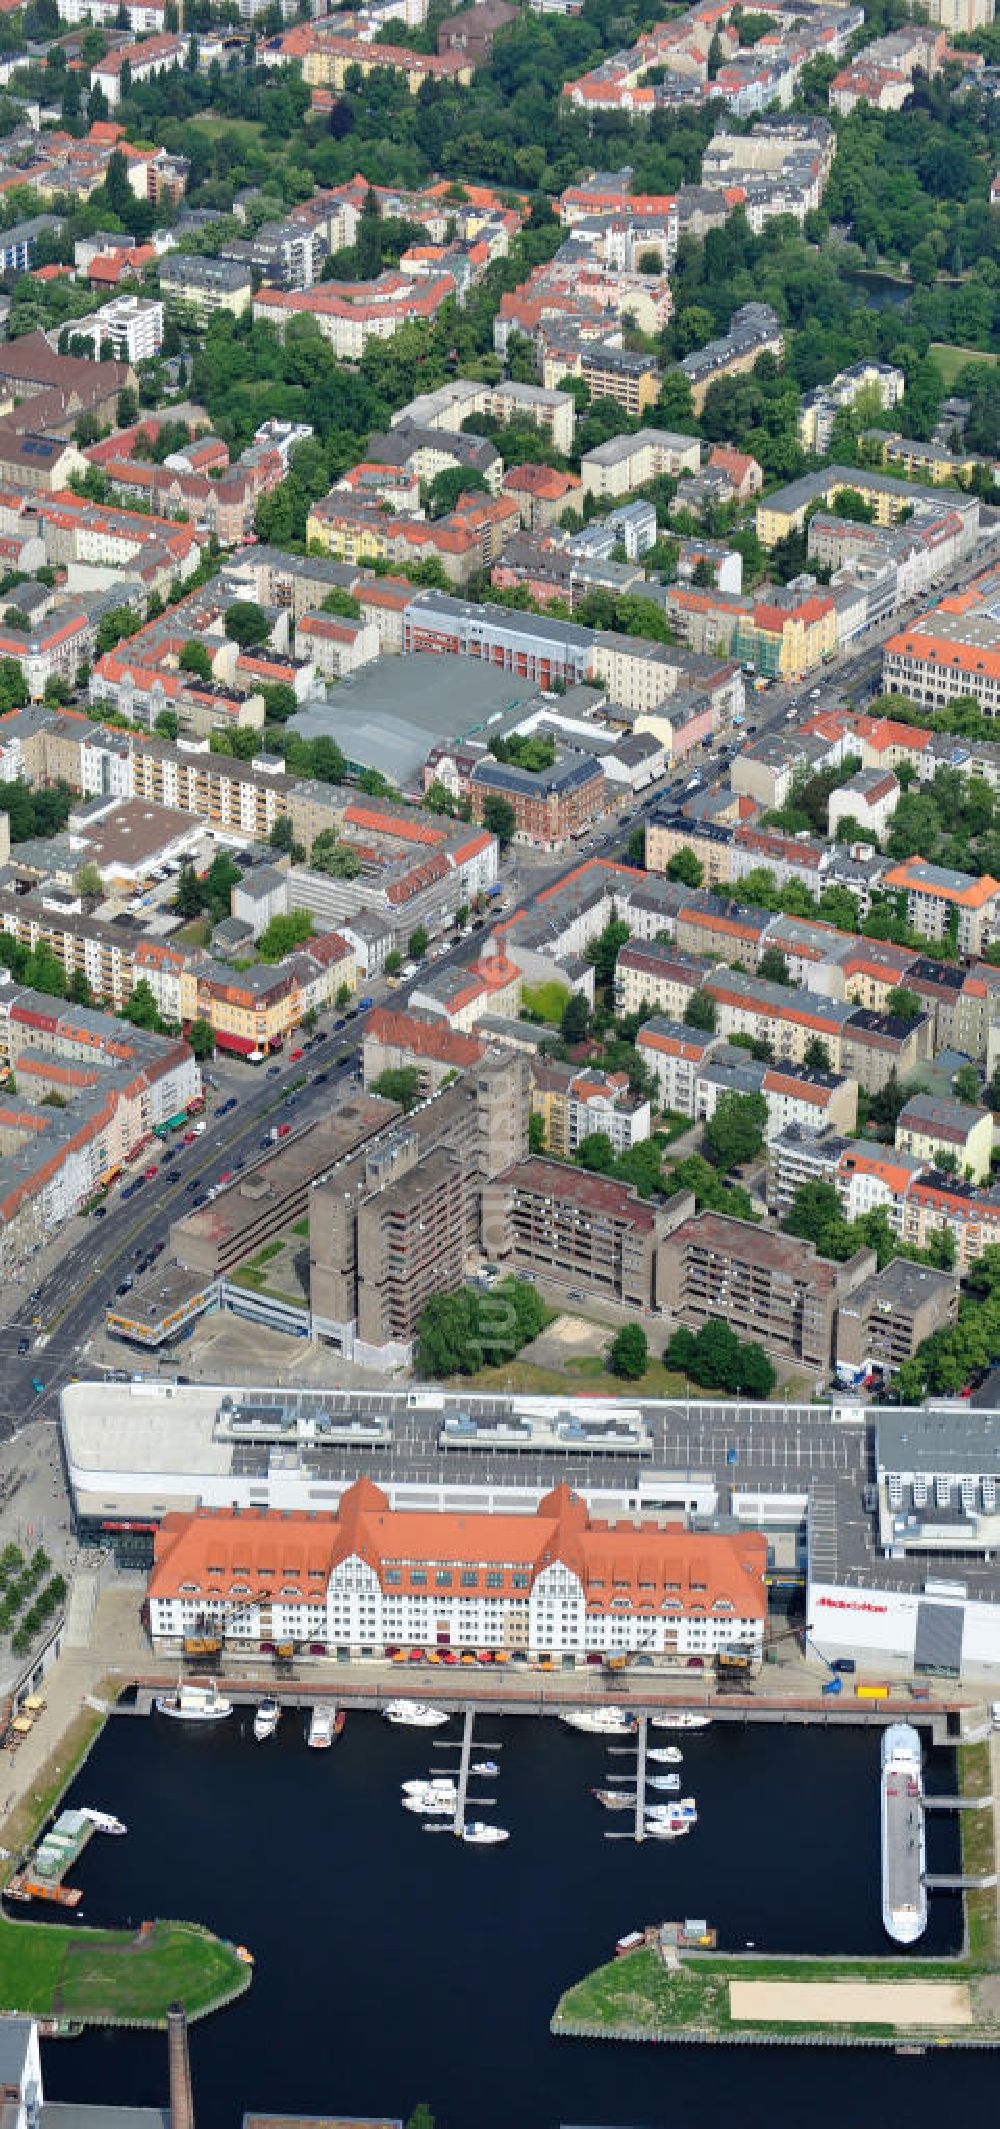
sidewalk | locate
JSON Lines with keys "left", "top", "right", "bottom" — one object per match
{"left": 0, "top": 1585, "right": 158, "bottom": 1843}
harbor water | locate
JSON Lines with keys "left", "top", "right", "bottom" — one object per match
{"left": 41, "top": 1709, "right": 975, "bottom": 2127}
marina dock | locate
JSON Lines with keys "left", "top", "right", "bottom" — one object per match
{"left": 453, "top": 1707, "right": 475, "bottom": 1835}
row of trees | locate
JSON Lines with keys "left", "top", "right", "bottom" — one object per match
{"left": 664, "top": 1319, "right": 776, "bottom": 1397}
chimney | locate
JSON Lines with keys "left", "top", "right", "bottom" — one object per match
{"left": 167, "top": 2002, "right": 195, "bottom": 2129}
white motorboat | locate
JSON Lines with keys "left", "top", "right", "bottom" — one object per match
{"left": 155, "top": 1682, "right": 231, "bottom": 1722}
{"left": 462, "top": 1821, "right": 509, "bottom": 1845}
{"left": 644, "top": 1819, "right": 691, "bottom": 1840}
{"left": 647, "top": 1747, "right": 683, "bottom": 1765}
{"left": 253, "top": 1697, "right": 280, "bottom": 1743}
{"left": 470, "top": 1759, "right": 499, "bottom": 1776}
{"left": 78, "top": 1809, "right": 126, "bottom": 1835}
{"left": 404, "top": 1796, "right": 453, "bottom": 1816}
{"left": 647, "top": 1773, "right": 680, "bottom": 1792}
{"left": 560, "top": 1708, "right": 636, "bottom": 1736}
{"left": 383, "top": 1700, "right": 449, "bottom": 1728}
{"left": 646, "top": 1795, "right": 698, "bottom": 1821}
{"left": 307, "top": 1703, "right": 343, "bottom": 1748}
{"left": 650, "top": 1712, "right": 710, "bottom": 1731}
{"left": 401, "top": 1779, "right": 457, "bottom": 1799}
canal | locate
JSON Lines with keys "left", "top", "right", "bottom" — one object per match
{"left": 42, "top": 1710, "right": 975, "bottom": 2127}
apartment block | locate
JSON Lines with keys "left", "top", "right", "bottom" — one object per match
{"left": 834, "top": 1258, "right": 959, "bottom": 1385}
{"left": 702, "top": 969, "right": 857, "bottom": 1068}
{"left": 659, "top": 1210, "right": 875, "bottom": 1371}
{"left": 309, "top": 1050, "right": 529, "bottom": 1366}
{"left": 487, "top": 1156, "right": 690, "bottom": 1309}
{"left": 614, "top": 940, "right": 709, "bottom": 1019}
{"left": 881, "top": 857, "right": 1000, "bottom": 958}
{"left": 158, "top": 254, "right": 252, "bottom": 323}
{"left": 895, "top": 1093, "right": 994, "bottom": 1186}
{"left": 579, "top": 426, "right": 701, "bottom": 500}
{"left": 679, "top": 303, "right": 783, "bottom": 417}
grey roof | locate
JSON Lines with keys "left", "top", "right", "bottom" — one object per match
{"left": 877, "top": 1407, "right": 1000, "bottom": 1479}
{"left": 0, "top": 2017, "right": 33, "bottom": 2088}
{"left": 289, "top": 657, "right": 536, "bottom": 786}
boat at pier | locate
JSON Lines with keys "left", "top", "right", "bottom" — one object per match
{"left": 404, "top": 1795, "right": 453, "bottom": 1816}
{"left": 307, "top": 1704, "right": 343, "bottom": 1748}
{"left": 383, "top": 1700, "right": 449, "bottom": 1728}
{"left": 471, "top": 1759, "right": 498, "bottom": 1776}
{"left": 591, "top": 1788, "right": 635, "bottom": 1810}
{"left": 650, "top": 1712, "right": 710, "bottom": 1731}
{"left": 253, "top": 1698, "right": 280, "bottom": 1743}
{"left": 644, "top": 1819, "right": 692, "bottom": 1841}
{"left": 881, "top": 1723, "right": 927, "bottom": 1945}
{"left": 561, "top": 1708, "right": 637, "bottom": 1736}
{"left": 647, "top": 1774, "right": 681, "bottom": 1792}
{"left": 78, "top": 1809, "right": 126, "bottom": 1834}
{"left": 462, "top": 1821, "right": 508, "bottom": 1845}
{"left": 647, "top": 1747, "right": 683, "bottom": 1764}
{"left": 402, "top": 1779, "right": 457, "bottom": 1800}
{"left": 155, "top": 1682, "right": 231, "bottom": 1723}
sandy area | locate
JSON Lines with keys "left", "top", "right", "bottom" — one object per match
{"left": 729, "top": 1980, "right": 973, "bottom": 2026}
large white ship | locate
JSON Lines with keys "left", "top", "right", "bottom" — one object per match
{"left": 881, "top": 1723, "right": 927, "bottom": 1945}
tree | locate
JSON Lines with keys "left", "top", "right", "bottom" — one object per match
{"left": 270, "top": 817, "right": 302, "bottom": 859}
{"left": 257, "top": 911, "right": 315, "bottom": 961}
{"left": 803, "top": 1036, "right": 832, "bottom": 1071}
{"left": 587, "top": 916, "right": 631, "bottom": 989}
{"left": 885, "top": 987, "right": 922, "bottom": 1023}
{"left": 560, "top": 991, "right": 590, "bottom": 1045}
{"left": 954, "top": 1063, "right": 982, "bottom": 1107}
{"left": 704, "top": 1090, "right": 767, "bottom": 1171}
{"left": 416, "top": 1290, "right": 477, "bottom": 1377}
{"left": 528, "top": 1110, "right": 546, "bottom": 1153}
{"left": 385, "top": 949, "right": 403, "bottom": 976}
{"left": 122, "top": 979, "right": 160, "bottom": 1030}
{"left": 783, "top": 1180, "right": 843, "bottom": 1248}
{"left": 187, "top": 1017, "right": 215, "bottom": 1060}
{"left": 174, "top": 862, "right": 204, "bottom": 920}
{"left": 408, "top": 925, "right": 429, "bottom": 959}
{"left": 575, "top": 1132, "right": 615, "bottom": 1173}
{"left": 67, "top": 968, "right": 92, "bottom": 1007}
{"left": 117, "top": 387, "right": 139, "bottom": 429}
{"left": 482, "top": 794, "right": 516, "bottom": 848}
{"left": 758, "top": 947, "right": 791, "bottom": 986}
{"left": 666, "top": 847, "right": 703, "bottom": 889}
{"left": 684, "top": 992, "right": 716, "bottom": 1032}
{"left": 627, "top": 826, "right": 645, "bottom": 869}
{"left": 180, "top": 641, "right": 214, "bottom": 683}
{"left": 426, "top": 466, "right": 489, "bottom": 517}
{"left": 608, "top": 1323, "right": 648, "bottom": 1381}
{"left": 373, "top": 1066, "right": 420, "bottom": 1112}
{"left": 24, "top": 943, "right": 66, "bottom": 997}
{"left": 310, "top": 829, "right": 361, "bottom": 878}
{"left": 74, "top": 862, "right": 103, "bottom": 897}
{"left": 223, "top": 601, "right": 271, "bottom": 649}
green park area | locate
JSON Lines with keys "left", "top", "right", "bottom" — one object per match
{"left": 0, "top": 1915, "right": 249, "bottom": 2026}
{"left": 553, "top": 1744, "right": 1000, "bottom": 2047}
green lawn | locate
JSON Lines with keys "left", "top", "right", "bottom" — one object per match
{"left": 0, "top": 1916, "right": 249, "bottom": 2024}
{"left": 455, "top": 1355, "right": 712, "bottom": 1397}
{"left": 930, "top": 342, "right": 997, "bottom": 386}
